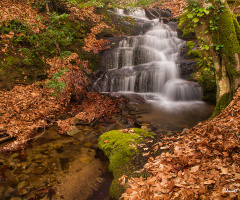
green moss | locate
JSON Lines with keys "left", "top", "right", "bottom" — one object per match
{"left": 5, "top": 57, "right": 18, "bottom": 66}
{"left": 177, "top": 12, "right": 196, "bottom": 39}
{"left": 98, "top": 128, "right": 155, "bottom": 199}
{"left": 233, "top": 15, "right": 240, "bottom": 43}
{"left": 191, "top": 59, "right": 217, "bottom": 104}
{"left": 187, "top": 41, "right": 196, "bottom": 50}
{"left": 188, "top": 50, "right": 201, "bottom": 59}
{"left": 212, "top": 4, "right": 240, "bottom": 83}
{"left": 212, "top": 92, "right": 232, "bottom": 117}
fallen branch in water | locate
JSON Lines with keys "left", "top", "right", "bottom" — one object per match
{"left": 0, "top": 136, "right": 11, "bottom": 143}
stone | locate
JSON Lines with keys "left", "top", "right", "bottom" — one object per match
{"left": 79, "top": 157, "right": 94, "bottom": 164}
{"left": 0, "top": 186, "right": 5, "bottom": 197}
{"left": 182, "top": 128, "right": 189, "bottom": 135}
{"left": 10, "top": 197, "right": 22, "bottom": 200}
{"left": 141, "top": 125, "right": 151, "bottom": 132}
{"left": 50, "top": 142, "right": 65, "bottom": 149}
{"left": 4, "top": 187, "right": 15, "bottom": 198}
{"left": 13, "top": 168, "right": 23, "bottom": 174}
{"left": 29, "top": 174, "right": 45, "bottom": 188}
{"left": 60, "top": 158, "right": 69, "bottom": 170}
{"left": 10, "top": 153, "right": 20, "bottom": 160}
{"left": 80, "top": 148, "right": 95, "bottom": 157}
{"left": 67, "top": 126, "right": 81, "bottom": 136}
{"left": 23, "top": 163, "right": 38, "bottom": 174}
{"left": 166, "top": 131, "right": 174, "bottom": 136}
{"left": 5, "top": 169, "right": 16, "bottom": 184}
{"left": 16, "top": 161, "right": 31, "bottom": 170}
{"left": 0, "top": 158, "right": 5, "bottom": 165}
{"left": 17, "top": 181, "right": 28, "bottom": 189}
{"left": 18, "top": 188, "right": 28, "bottom": 196}
{"left": 83, "top": 142, "right": 93, "bottom": 148}
{"left": 32, "top": 165, "right": 47, "bottom": 175}
{"left": 177, "top": 59, "right": 197, "bottom": 80}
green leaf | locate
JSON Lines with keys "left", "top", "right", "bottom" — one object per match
{"left": 204, "top": 10, "right": 210, "bottom": 15}
{"left": 197, "top": 13, "right": 204, "bottom": 17}
{"left": 204, "top": 30, "right": 209, "bottom": 33}
{"left": 187, "top": 13, "right": 194, "bottom": 18}
{"left": 193, "top": 18, "right": 199, "bottom": 23}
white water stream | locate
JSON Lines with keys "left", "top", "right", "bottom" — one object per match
{"left": 94, "top": 9, "right": 211, "bottom": 116}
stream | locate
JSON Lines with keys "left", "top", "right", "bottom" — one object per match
{"left": 0, "top": 8, "right": 214, "bottom": 200}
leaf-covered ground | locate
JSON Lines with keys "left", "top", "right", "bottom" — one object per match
{"left": 120, "top": 88, "right": 240, "bottom": 199}
{"left": 0, "top": 52, "right": 124, "bottom": 152}
{"left": 0, "top": 0, "right": 125, "bottom": 152}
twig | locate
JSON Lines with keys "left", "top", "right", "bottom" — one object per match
{"left": 116, "top": 121, "right": 125, "bottom": 129}
{"left": 26, "top": 123, "right": 46, "bottom": 142}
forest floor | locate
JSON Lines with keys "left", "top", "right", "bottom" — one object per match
{"left": 120, "top": 89, "right": 240, "bottom": 199}
{"left": 0, "top": 0, "right": 240, "bottom": 200}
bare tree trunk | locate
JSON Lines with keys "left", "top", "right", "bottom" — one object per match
{"left": 188, "top": 0, "right": 240, "bottom": 116}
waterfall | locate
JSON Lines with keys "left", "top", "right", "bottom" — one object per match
{"left": 94, "top": 9, "right": 206, "bottom": 113}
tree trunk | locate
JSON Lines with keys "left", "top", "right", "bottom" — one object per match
{"left": 188, "top": 0, "right": 240, "bottom": 116}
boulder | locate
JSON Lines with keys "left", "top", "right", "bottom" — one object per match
{"left": 177, "top": 59, "right": 198, "bottom": 80}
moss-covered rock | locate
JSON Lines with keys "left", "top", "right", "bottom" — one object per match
{"left": 191, "top": 59, "right": 216, "bottom": 104}
{"left": 188, "top": 49, "right": 201, "bottom": 59}
{"left": 177, "top": 12, "right": 196, "bottom": 39}
{"left": 187, "top": 41, "right": 196, "bottom": 50}
{"left": 186, "top": 41, "right": 201, "bottom": 59}
{"left": 98, "top": 128, "right": 155, "bottom": 199}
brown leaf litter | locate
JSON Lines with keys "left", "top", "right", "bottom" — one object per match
{"left": 120, "top": 89, "right": 240, "bottom": 199}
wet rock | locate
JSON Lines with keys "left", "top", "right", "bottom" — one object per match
{"left": 33, "top": 154, "right": 49, "bottom": 164}
{"left": 177, "top": 59, "right": 197, "bottom": 80}
{"left": 129, "top": 103, "right": 152, "bottom": 115}
{"left": 83, "top": 142, "right": 93, "bottom": 148}
{"left": 145, "top": 8, "right": 173, "bottom": 20}
{"left": 16, "top": 161, "right": 31, "bottom": 170}
{"left": 48, "top": 176, "right": 56, "bottom": 183}
{"left": 67, "top": 126, "right": 81, "bottom": 136}
{"left": 0, "top": 158, "right": 5, "bottom": 166}
{"left": 10, "top": 153, "right": 20, "bottom": 160}
{"left": 0, "top": 186, "right": 5, "bottom": 197}
{"left": 80, "top": 148, "right": 96, "bottom": 157}
{"left": 32, "top": 147, "right": 45, "bottom": 154}
{"left": 17, "top": 181, "right": 28, "bottom": 189}
{"left": 60, "top": 158, "right": 69, "bottom": 170}
{"left": 32, "top": 165, "right": 48, "bottom": 175}
{"left": 123, "top": 94, "right": 146, "bottom": 104}
{"left": 166, "top": 131, "right": 174, "bottom": 136}
{"left": 141, "top": 125, "right": 151, "bottom": 132}
{"left": 79, "top": 157, "right": 94, "bottom": 164}
{"left": 23, "top": 163, "right": 38, "bottom": 174}
{"left": 182, "top": 128, "right": 189, "bottom": 135}
{"left": 4, "top": 169, "right": 16, "bottom": 184}
{"left": 74, "top": 118, "right": 91, "bottom": 126}
{"left": 29, "top": 174, "right": 45, "bottom": 188}
{"left": 4, "top": 187, "right": 15, "bottom": 198}
{"left": 46, "top": 158, "right": 61, "bottom": 173}
{"left": 13, "top": 168, "right": 23, "bottom": 174}
{"left": 10, "top": 197, "right": 22, "bottom": 200}
{"left": 18, "top": 188, "right": 28, "bottom": 196}
{"left": 50, "top": 142, "right": 65, "bottom": 149}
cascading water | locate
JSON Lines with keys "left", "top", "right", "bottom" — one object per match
{"left": 94, "top": 9, "right": 213, "bottom": 128}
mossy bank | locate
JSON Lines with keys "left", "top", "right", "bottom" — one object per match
{"left": 98, "top": 128, "right": 155, "bottom": 199}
